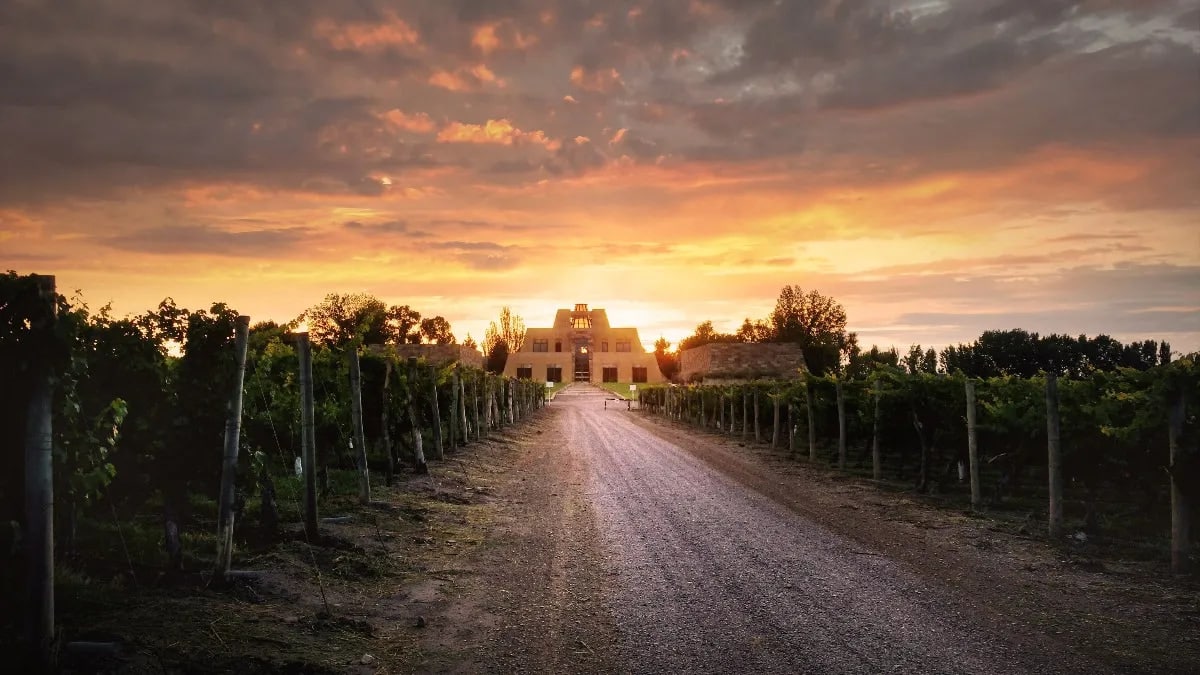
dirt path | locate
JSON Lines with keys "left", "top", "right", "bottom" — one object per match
{"left": 422, "top": 383, "right": 1198, "bottom": 674}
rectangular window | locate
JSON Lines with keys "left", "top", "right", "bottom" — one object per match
{"left": 616, "top": 341, "right": 631, "bottom": 352}
{"left": 602, "top": 367, "right": 618, "bottom": 383}
{"left": 601, "top": 341, "right": 609, "bottom": 352}
{"left": 632, "top": 366, "right": 648, "bottom": 383}
{"left": 554, "top": 341, "right": 563, "bottom": 352}
{"left": 533, "top": 339, "right": 548, "bottom": 352}
{"left": 516, "top": 366, "right": 533, "bottom": 379}
{"left": 546, "top": 366, "right": 563, "bottom": 383}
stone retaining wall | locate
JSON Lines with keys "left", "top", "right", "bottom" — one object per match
{"left": 679, "top": 343, "right": 807, "bottom": 383}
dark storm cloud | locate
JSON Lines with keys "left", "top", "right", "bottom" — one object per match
{"left": 0, "top": 0, "right": 1195, "bottom": 202}
{"left": 103, "top": 225, "right": 312, "bottom": 256}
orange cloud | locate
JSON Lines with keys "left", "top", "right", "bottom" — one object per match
{"left": 428, "top": 64, "right": 504, "bottom": 91}
{"left": 436, "top": 119, "right": 557, "bottom": 149}
{"left": 570, "top": 65, "right": 624, "bottom": 93}
{"left": 313, "top": 13, "right": 419, "bottom": 51}
{"left": 383, "top": 109, "right": 435, "bottom": 134}
{"left": 471, "top": 21, "right": 538, "bottom": 55}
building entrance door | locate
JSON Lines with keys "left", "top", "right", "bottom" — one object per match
{"left": 573, "top": 341, "right": 591, "bottom": 382}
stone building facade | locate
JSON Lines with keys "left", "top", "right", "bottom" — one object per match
{"left": 503, "top": 304, "right": 665, "bottom": 384}
{"left": 678, "top": 343, "right": 807, "bottom": 383}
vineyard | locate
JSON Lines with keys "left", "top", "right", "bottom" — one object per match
{"left": 1, "top": 273, "right": 546, "bottom": 671}
{"left": 636, "top": 362, "right": 1199, "bottom": 571}
{"left": 4, "top": 270, "right": 1199, "bottom": 671}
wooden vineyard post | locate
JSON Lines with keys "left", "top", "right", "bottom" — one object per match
{"left": 382, "top": 361, "right": 394, "bottom": 485}
{"left": 429, "top": 366, "right": 444, "bottom": 461}
{"left": 215, "top": 315, "right": 251, "bottom": 580}
{"left": 871, "top": 383, "right": 882, "bottom": 480}
{"left": 1045, "top": 374, "right": 1064, "bottom": 539}
{"left": 806, "top": 381, "right": 817, "bottom": 462}
{"left": 507, "top": 379, "right": 515, "bottom": 425}
{"left": 772, "top": 394, "right": 781, "bottom": 449}
{"left": 348, "top": 346, "right": 371, "bottom": 504}
{"left": 965, "top": 379, "right": 981, "bottom": 509}
{"left": 471, "top": 372, "right": 482, "bottom": 440}
{"left": 24, "top": 274, "right": 55, "bottom": 672}
{"left": 836, "top": 380, "right": 847, "bottom": 471}
{"left": 753, "top": 387, "right": 761, "bottom": 443}
{"left": 458, "top": 367, "right": 469, "bottom": 442}
{"left": 483, "top": 376, "right": 493, "bottom": 435}
{"left": 1168, "top": 386, "right": 1190, "bottom": 574}
{"left": 742, "top": 389, "right": 749, "bottom": 440}
{"left": 789, "top": 401, "right": 798, "bottom": 456}
{"left": 729, "top": 396, "right": 735, "bottom": 436}
{"left": 719, "top": 395, "right": 725, "bottom": 432}
{"left": 407, "top": 358, "right": 428, "bottom": 473}
{"left": 297, "top": 330, "right": 319, "bottom": 539}
{"left": 449, "top": 367, "right": 459, "bottom": 449}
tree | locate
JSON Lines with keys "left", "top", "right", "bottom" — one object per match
{"left": 653, "top": 336, "right": 679, "bottom": 381}
{"left": 485, "top": 341, "right": 509, "bottom": 374}
{"left": 303, "top": 293, "right": 388, "bottom": 348}
{"left": 768, "top": 286, "right": 853, "bottom": 376}
{"left": 677, "top": 320, "right": 739, "bottom": 352}
{"left": 736, "top": 318, "right": 773, "bottom": 343}
{"left": 903, "top": 345, "right": 938, "bottom": 374}
{"left": 386, "top": 305, "right": 421, "bottom": 344}
{"left": 419, "top": 316, "right": 455, "bottom": 344}
{"left": 483, "top": 306, "right": 525, "bottom": 356}
{"left": 462, "top": 333, "right": 478, "bottom": 351}
{"left": 847, "top": 345, "right": 899, "bottom": 379}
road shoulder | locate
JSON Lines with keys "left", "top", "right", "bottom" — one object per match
{"left": 415, "top": 407, "right": 620, "bottom": 673}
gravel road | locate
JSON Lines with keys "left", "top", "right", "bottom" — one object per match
{"left": 553, "top": 384, "right": 1091, "bottom": 675}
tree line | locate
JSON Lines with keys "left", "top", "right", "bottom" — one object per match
{"left": 653, "top": 285, "right": 1174, "bottom": 382}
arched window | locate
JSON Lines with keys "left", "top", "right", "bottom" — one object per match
{"left": 554, "top": 340, "right": 562, "bottom": 352}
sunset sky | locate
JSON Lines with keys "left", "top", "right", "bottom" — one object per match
{"left": 1, "top": 0, "right": 1197, "bottom": 353}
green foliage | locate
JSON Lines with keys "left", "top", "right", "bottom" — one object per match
{"left": 941, "top": 329, "right": 1172, "bottom": 378}
{"left": 641, "top": 355, "right": 1199, "bottom": 539}
{"left": 653, "top": 336, "right": 679, "bottom": 381}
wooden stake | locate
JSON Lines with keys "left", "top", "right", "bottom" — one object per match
{"left": 772, "top": 394, "right": 781, "bottom": 448}
{"left": 24, "top": 274, "right": 55, "bottom": 672}
{"left": 753, "top": 387, "right": 761, "bottom": 443}
{"left": 297, "top": 332, "right": 319, "bottom": 539}
{"left": 742, "top": 389, "right": 749, "bottom": 440}
{"left": 789, "top": 402, "right": 798, "bottom": 456}
{"left": 429, "top": 366, "right": 443, "bottom": 460}
{"left": 1169, "top": 386, "right": 1190, "bottom": 574}
{"left": 449, "top": 368, "right": 459, "bottom": 449}
{"left": 407, "top": 358, "right": 428, "bottom": 473}
{"left": 215, "top": 315, "right": 250, "bottom": 580}
{"left": 382, "top": 360, "right": 394, "bottom": 485}
{"left": 871, "top": 384, "right": 882, "bottom": 480}
{"left": 836, "top": 379, "right": 846, "bottom": 471}
{"left": 348, "top": 347, "right": 370, "bottom": 504}
{"left": 806, "top": 381, "right": 816, "bottom": 462}
{"left": 965, "top": 379, "right": 981, "bottom": 509}
{"left": 1046, "top": 373, "right": 1063, "bottom": 539}
{"left": 457, "top": 366, "right": 469, "bottom": 442}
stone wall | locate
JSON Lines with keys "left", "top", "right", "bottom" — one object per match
{"left": 678, "top": 343, "right": 807, "bottom": 383}
{"left": 371, "top": 344, "right": 484, "bottom": 368}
